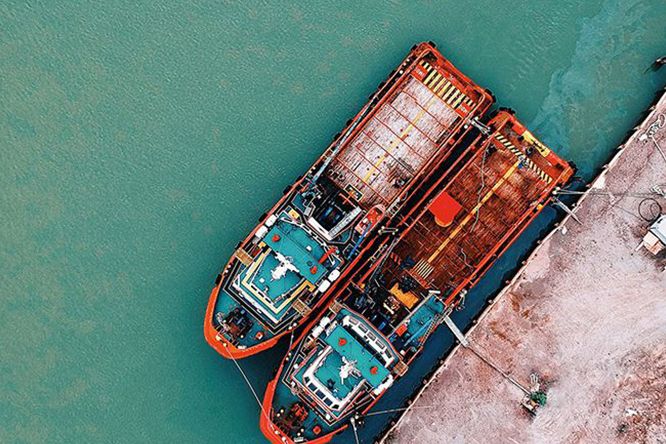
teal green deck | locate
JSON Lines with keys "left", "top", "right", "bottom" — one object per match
{"left": 263, "top": 219, "right": 330, "bottom": 284}
{"left": 215, "top": 210, "right": 342, "bottom": 337}
{"left": 308, "top": 351, "right": 361, "bottom": 400}
{"left": 239, "top": 253, "right": 301, "bottom": 306}
{"left": 323, "top": 324, "right": 389, "bottom": 389}
{"left": 406, "top": 296, "right": 445, "bottom": 340}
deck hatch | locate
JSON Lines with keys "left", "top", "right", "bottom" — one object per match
{"left": 429, "top": 191, "right": 462, "bottom": 227}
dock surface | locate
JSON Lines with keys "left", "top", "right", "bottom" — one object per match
{"left": 386, "top": 90, "right": 666, "bottom": 443}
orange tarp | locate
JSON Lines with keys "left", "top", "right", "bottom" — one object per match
{"left": 390, "top": 283, "right": 419, "bottom": 309}
{"left": 429, "top": 191, "right": 462, "bottom": 227}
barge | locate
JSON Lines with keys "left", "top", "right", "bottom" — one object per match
{"left": 260, "top": 110, "right": 575, "bottom": 444}
{"left": 204, "top": 42, "right": 494, "bottom": 359}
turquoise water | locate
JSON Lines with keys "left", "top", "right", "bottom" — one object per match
{"left": 1, "top": 1, "right": 664, "bottom": 443}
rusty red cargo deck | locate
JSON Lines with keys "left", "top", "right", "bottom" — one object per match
{"left": 261, "top": 110, "right": 574, "bottom": 444}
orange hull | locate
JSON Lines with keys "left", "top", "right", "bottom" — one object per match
{"left": 204, "top": 282, "right": 282, "bottom": 359}
{"left": 260, "top": 379, "right": 343, "bottom": 444}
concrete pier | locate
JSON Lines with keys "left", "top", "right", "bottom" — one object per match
{"left": 385, "top": 89, "right": 666, "bottom": 443}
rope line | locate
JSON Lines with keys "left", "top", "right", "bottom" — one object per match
{"left": 350, "top": 418, "right": 361, "bottom": 444}
{"left": 470, "top": 145, "right": 491, "bottom": 233}
{"left": 554, "top": 189, "right": 663, "bottom": 199}
{"left": 638, "top": 198, "right": 663, "bottom": 223}
{"left": 226, "top": 345, "right": 276, "bottom": 433}
{"left": 365, "top": 404, "right": 440, "bottom": 417}
{"left": 288, "top": 330, "right": 295, "bottom": 352}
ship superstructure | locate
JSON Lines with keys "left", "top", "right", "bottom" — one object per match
{"left": 261, "top": 111, "right": 575, "bottom": 443}
{"left": 204, "top": 42, "right": 494, "bottom": 358}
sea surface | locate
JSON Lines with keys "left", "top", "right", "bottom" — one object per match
{"left": 1, "top": 1, "right": 665, "bottom": 443}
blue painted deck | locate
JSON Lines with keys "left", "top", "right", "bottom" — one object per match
{"left": 214, "top": 208, "right": 344, "bottom": 347}
{"left": 323, "top": 324, "right": 389, "bottom": 389}
{"left": 263, "top": 220, "right": 329, "bottom": 284}
{"left": 239, "top": 253, "right": 301, "bottom": 308}
{"left": 405, "top": 296, "right": 445, "bottom": 343}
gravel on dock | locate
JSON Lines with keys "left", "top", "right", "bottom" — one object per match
{"left": 386, "top": 90, "right": 666, "bottom": 444}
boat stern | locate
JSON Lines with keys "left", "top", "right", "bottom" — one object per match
{"left": 261, "top": 379, "right": 340, "bottom": 444}
{"left": 204, "top": 280, "right": 282, "bottom": 359}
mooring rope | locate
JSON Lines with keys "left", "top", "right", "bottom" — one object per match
{"left": 365, "top": 404, "right": 439, "bottom": 417}
{"left": 554, "top": 189, "right": 663, "bottom": 199}
{"left": 225, "top": 344, "right": 275, "bottom": 432}
{"left": 350, "top": 417, "right": 361, "bottom": 444}
{"left": 287, "top": 330, "right": 295, "bottom": 353}
{"left": 460, "top": 247, "right": 473, "bottom": 271}
{"left": 470, "top": 145, "right": 491, "bottom": 233}
{"left": 638, "top": 197, "right": 663, "bottom": 222}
